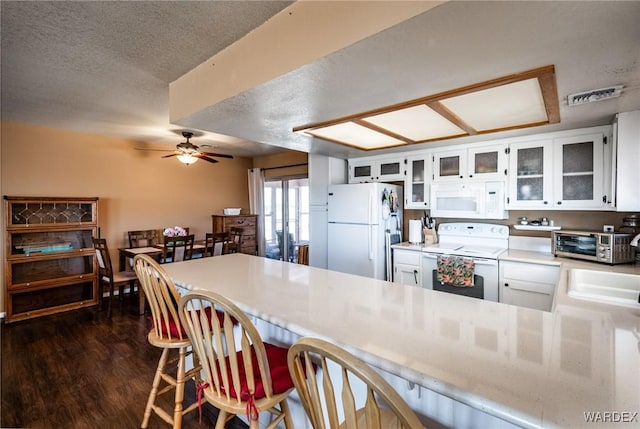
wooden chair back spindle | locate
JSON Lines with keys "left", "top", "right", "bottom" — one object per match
{"left": 288, "top": 337, "right": 424, "bottom": 429}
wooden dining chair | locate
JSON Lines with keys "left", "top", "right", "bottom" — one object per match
{"left": 161, "top": 234, "right": 195, "bottom": 263}
{"left": 128, "top": 229, "right": 160, "bottom": 248}
{"left": 133, "top": 254, "right": 202, "bottom": 429}
{"left": 288, "top": 337, "right": 425, "bottom": 429}
{"left": 226, "top": 227, "right": 243, "bottom": 253}
{"left": 204, "top": 232, "right": 230, "bottom": 257}
{"left": 92, "top": 237, "right": 139, "bottom": 318}
{"left": 297, "top": 244, "right": 309, "bottom": 266}
{"left": 178, "top": 290, "right": 295, "bottom": 429}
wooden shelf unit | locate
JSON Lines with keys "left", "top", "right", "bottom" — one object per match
{"left": 211, "top": 214, "right": 257, "bottom": 255}
{"left": 4, "top": 196, "right": 99, "bottom": 322}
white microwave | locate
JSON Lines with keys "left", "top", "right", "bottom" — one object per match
{"left": 430, "top": 181, "right": 507, "bottom": 219}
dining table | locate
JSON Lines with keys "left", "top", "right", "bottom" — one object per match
{"left": 117, "top": 242, "right": 207, "bottom": 315}
{"left": 161, "top": 253, "right": 640, "bottom": 429}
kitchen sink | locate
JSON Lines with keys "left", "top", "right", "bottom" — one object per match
{"left": 567, "top": 269, "right": 640, "bottom": 308}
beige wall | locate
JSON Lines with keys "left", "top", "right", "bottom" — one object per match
{"left": 1, "top": 121, "right": 253, "bottom": 314}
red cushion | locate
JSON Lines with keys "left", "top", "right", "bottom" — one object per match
{"left": 220, "top": 343, "right": 294, "bottom": 401}
{"left": 153, "top": 307, "right": 238, "bottom": 338}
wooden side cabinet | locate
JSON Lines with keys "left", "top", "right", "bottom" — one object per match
{"left": 211, "top": 214, "right": 257, "bottom": 255}
{"left": 4, "top": 196, "right": 99, "bottom": 322}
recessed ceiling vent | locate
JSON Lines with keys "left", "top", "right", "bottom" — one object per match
{"left": 567, "top": 85, "right": 623, "bottom": 106}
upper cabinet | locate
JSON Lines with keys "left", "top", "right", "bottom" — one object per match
{"left": 507, "top": 139, "right": 554, "bottom": 209}
{"left": 433, "top": 145, "right": 506, "bottom": 182}
{"left": 613, "top": 110, "right": 640, "bottom": 211}
{"left": 553, "top": 133, "right": 605, "bottom": 209}
{"left": 348, "top": 156, "right": 405, "bottom": 183}
{"left": 405, "top": 154, "right": 432, "bottom": 209}
{"left": 507, "top": 130, "right": 610, "bottom": 210}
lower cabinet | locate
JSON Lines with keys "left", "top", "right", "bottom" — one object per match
{"left": 499, "top": 260, "right": 560, "bottom": 311}
{"left": 393, "top": 248, "right": 422, "bottom": 287}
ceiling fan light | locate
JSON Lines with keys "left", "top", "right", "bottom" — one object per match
{"left": 177, "top": 154, "right": 199, "bottom": 165}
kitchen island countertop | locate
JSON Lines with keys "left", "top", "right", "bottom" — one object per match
{"left": 163, "top": 253, "right": 640, "bottom": 429}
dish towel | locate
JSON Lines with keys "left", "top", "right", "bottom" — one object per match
{"left": 436, "top": 255, "right": 475, "bottom": 287}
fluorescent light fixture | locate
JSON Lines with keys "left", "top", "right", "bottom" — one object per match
{"left": 294, "top": 65, "right": 559, "bottom": 150}
{"left": 567, "top": 85, "right": 623, "bottom": 106}
{"left": 304, "top": 122, "right": 406, "bottom": 150}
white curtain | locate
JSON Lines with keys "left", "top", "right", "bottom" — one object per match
{"left": 248, "top": 168, "right": 265, "bottom": 256}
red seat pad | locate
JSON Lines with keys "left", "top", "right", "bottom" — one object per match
{"left": 218, "top": 343, "right": 293, "bottom": 401}
{"left": 153, "top": 307, "right": 237, "bottom": 338}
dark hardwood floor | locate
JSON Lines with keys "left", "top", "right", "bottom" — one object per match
{"left": 1, "top": 297, "right": 248, "bottom": 429}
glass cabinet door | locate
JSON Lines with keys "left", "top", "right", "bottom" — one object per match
{"left": 507, "top": 139, "right": 553, "bottom": 208}
{"left": 405, "top": 156, "right": 431, "bottom": 208}
{"left": 468, "top": 145, "right": 506, "bottom": 180}
{"left": 433, "top": 150, "right": 465, "bottom": 181}
{"left": 553, "top": 133, "right": 604, "bottom": 208}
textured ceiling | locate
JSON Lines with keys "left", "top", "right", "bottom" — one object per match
{"left": 0, "top": 1, "right": 292, "bottom": 156}
{"left": 2, "top": 1, "right": 640, "bottom": 159}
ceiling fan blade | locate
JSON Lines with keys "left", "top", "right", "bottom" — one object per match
{"left": 134, "top": 147, "right": 175, "bottom": 152}
{"left": 199, "top": 151, "right": 234, "bottom": 159}
{"left": 197, "top": 155, "right": 219, "bottom": 164}
{"left": 162, "top": 153, "right": 179, "bottom": 158}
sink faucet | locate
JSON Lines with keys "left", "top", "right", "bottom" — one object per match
{"left": 631, "top": 233, "right": 640, "bottom": 247}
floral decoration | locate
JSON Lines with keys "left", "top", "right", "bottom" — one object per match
{"left": 163, "top": 226, "right": 187, "bottom": 237}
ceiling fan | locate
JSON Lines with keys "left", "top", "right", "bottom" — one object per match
{"left": 141, "top": 131, "right": 234, "bottom": 165}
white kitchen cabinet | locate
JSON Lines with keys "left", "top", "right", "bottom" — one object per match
{"left": 499, "top": 260, "right": 560, "bottom": 312}
{"left": 506, "top": 138, "right": 554, "bottom": 209}
{"left": 393, "top": 248, "right": 422, "bottom": 287}
{"left": 309, "top": 155, "right": 347, "bottom": 269}
{"left": 507, "top": 130, "right": 610, "bottom": 210}
{"left": 348, "top": 157, "right": 405, "bottom": 183}
{"left": 405, "top": 154, "right": 432, "bottom": 209}
{"left": 613, "top": 110, "right": 640, "bottom": 211}
{"left": 433, "top": 144, "right": 506, "bottom": 182}
{"left": 553, "top": 132, "right": 606, "bottom": 209}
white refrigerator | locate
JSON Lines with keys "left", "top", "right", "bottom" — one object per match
{"left": 327, "top": 183, "right": 402, "bottom": 280}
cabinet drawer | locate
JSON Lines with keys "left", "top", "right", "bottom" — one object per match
{"left": 394, "top": 249, "right": 421, "bottom": 265}
{"left": 224, "top": 216, "right": 256, "bottom": 228}
{"left": 500, "top": 261, "right": 559, "bottom": 284}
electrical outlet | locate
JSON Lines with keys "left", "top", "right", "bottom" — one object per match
{"left": 603, "top": 225, "right": 614, "bottom": 232}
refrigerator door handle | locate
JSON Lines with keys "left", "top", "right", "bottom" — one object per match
{"left": 368, "top": 190, "right": 374, "bottom": 224}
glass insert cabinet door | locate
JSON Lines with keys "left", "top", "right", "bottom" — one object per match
{"left": 508, "top": 139, "right": 554, "bottom": 207}
{"left": 434, "top": 151, "right": 464, "bottom": 180}
{"left": 406, "top": 157, "right": 431, "bottom": 208}
{"left": 553, "top": 133, "right": 604, "bottom": 208}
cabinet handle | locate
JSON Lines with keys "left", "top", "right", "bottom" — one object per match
{"left": 413, "top": 269, "right": 418, "bottom": 285}
{"left": 459, "top": 175, "right": 463, "bottom": 179}
{"left": 557, "top": 201, "right": 562, "bottom": 205}
{"left": 544, "top": 201, "right": 548, "bottom": 205}
{"left": 504, "top": 283, "right": 509, "bottom": 287}
{"left": 469, "top": 174, "right": 473, "bottom": 178}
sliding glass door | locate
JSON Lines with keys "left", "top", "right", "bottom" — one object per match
{"left": 264, "top": 177, "right": 309, "bottom": 262}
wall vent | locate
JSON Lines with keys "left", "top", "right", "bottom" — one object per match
{"left": 567, "top": 85, "right": 623, "bottom": 106}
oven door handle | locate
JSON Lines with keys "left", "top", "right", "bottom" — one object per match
{"left": 422, "top": 253, "right": 498, "bottom": 266}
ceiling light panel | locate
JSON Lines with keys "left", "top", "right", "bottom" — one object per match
{"left": 362, "top": 105, "right": 466, "bottom": 141}
{"left": 439, "top": 78, "right": 548, "bottom": 131}
{"left": 306, "top": 122, "right": 406, "bottom": 150}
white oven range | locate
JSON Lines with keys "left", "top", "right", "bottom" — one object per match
{"left": 421, "top": 223, "right": 509, "bottom": 301}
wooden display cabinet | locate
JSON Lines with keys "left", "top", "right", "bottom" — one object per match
{"left": 4, "top": 196, "right": 99, "bottom": 322}
{"left": 211, "top": 214, "right": 257, "bottom": 255}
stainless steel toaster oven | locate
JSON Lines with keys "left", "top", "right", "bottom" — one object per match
{"left": 552, "top": 230, "right": 635, "bottom": 265}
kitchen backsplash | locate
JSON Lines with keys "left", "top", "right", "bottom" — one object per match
{"left": 403, "top": 209, "right": 639, "bottom": 239}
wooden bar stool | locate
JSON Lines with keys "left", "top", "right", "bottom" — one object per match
{"left": 133, "top": 254, "right": 201, "bottom": 429}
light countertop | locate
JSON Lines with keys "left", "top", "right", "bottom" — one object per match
{"left": 163, "top": 253, "right": 640, "bottom": 429}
